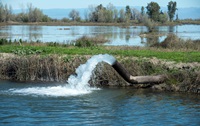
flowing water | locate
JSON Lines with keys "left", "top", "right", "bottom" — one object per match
{"left": 0, "top": 25, "right": 200, "bottom": 46}
{"left": 0, "top": 54, "right": 200, "bottom": 125}
{"left": 0, "top": 82, "right": 200, "bottom": 126}
{"left": 3, "top": 54, "right": 116, "bottom": 97}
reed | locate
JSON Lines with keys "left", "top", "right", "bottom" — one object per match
{"left": 0, "top": 55, "right": 88, "bottom": 82}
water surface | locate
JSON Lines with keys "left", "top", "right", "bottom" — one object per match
{"left": 0, "top": 25, "right": 199, "bottom": 46}
{"left": 0, "top": 81, "right": 200, "bottom": 126}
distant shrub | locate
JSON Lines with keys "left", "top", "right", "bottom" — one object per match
{"left": 0, "top": 38, "right": 10, "bottom": 45}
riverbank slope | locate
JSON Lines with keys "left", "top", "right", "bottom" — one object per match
{"left": 0, "top": 52, "right": 199, "bottom": 94}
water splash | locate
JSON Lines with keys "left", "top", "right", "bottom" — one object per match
{"left": 7, "top": 54, "right": 116, "bottom": 97}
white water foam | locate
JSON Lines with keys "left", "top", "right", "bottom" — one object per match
{"left": 7, "top": 54, "right": 116, "bottom": 97}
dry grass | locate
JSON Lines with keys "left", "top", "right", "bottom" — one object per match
{"left": 0, "top": 54, "right": 88, "bottom": 82}
{"left": 151, "top": 34, "right": 200, "bottom": 51}
{"left": 74, "top": 35, "right": 109, "bottom": 47}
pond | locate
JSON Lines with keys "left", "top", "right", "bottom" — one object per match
{"left": 0, "top": 25, "right": 200, "bottom": 46}
{"left": 0, "top": 81, "right": 200, "bottom": 126}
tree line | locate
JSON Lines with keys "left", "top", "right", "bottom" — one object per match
{"left": 0, "top": 2, "right": 51, "bottom": 22}
{"left": 0, "top": 1, "right": 177, "bottom": 24}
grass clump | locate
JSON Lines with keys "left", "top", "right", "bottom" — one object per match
{"left": 152, "top": 34, "right": 200, "bottom": 50}
{"left": 74, "top": 36, "right": 109, "bottom": 47}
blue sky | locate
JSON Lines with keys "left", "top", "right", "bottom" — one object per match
{"left": 2, "top": 0, "right": 200, "bottom": 9}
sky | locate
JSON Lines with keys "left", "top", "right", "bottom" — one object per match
{"left": 1, "top": 0, "right": 200, "bottom": 9}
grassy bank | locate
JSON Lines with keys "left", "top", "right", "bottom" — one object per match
{"left": 0, "top": 53, "right": 199, "bottom": 93}
{"left": 0, "top": 45, "right": 200, "bottom": 63}
{"left": 0, "top": 36, "right": 200, "bottom": 93}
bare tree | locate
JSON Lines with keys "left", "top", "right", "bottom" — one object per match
{"left": 119, "top": 9, "right": 125, "bottom": 22}
{"left": 69, "top": 9, "right": 80, "bottom": 21}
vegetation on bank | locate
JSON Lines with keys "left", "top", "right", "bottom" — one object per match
{"left": 0, "top": 48, "right": 199, "bottom": 93}
{"left": 0, "top": 35, "right": 199, "bottom": 93}
{"left": 1, "top": 1, "right": 200, "bottom": 28}
{"left": 0, "top": 34, "right": 200, "bottom": 63}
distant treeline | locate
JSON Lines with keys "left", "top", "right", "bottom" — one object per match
{"left": 0, "top": 1, "right": 185, "bottom": 24}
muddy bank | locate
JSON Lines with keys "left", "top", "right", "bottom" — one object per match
{"left": 0, "top": 53, "right": 199, "bottom": 93}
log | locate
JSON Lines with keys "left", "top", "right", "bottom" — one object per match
{"left": 112, "top": 61, "right": 165, "bottom": 84}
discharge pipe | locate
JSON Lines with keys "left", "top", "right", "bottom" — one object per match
{"left": 112, "top": 61, "right": 165, "bottom": 84}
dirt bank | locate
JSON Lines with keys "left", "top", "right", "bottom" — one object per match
{"left": 0, "top": 53, "right": 199, "bottom": 93}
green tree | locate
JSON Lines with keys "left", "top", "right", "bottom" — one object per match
{"left": 146, "top": 2, "right": 160, "bottom": 21}
{"left": 125, "top": 5, "right": 132, "bottom": 20}
{"left": 88, "top": 4, "right": 106, "bottom": 22}
{"left": 141, "top": 6, "right": 145, "bottom": 16}
{"left": 15, "top": 13, "right": 28, "bottom": 22}
{"left": 167, "top": 1, "right": 177, "bottom": 22}
{"left": 159, "top": 12, "right": 168, "bottom": 23}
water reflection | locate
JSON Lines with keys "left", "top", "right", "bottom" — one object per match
{"left": 0, "top": 25, "right": 199, "bottom": 46}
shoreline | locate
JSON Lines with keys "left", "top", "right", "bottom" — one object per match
{"left": 1, "top": 20, "right": 200, "bottom": 26}
{"left": 0, "top": 53, "right": 199, "bottom": 94}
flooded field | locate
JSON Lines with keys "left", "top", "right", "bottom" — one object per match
{"left": 0, "top": 25, "right": 199, "bottom": 46}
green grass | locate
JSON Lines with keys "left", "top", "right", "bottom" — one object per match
{"left": 0, "top": 45, "right": 200, "bottom": 62}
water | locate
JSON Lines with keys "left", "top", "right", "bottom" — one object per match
{"left": 0, "top": 25, "right": 200, "bottom": 46}
{"left": 0, "top": 82, "right": 200, "bottom": 126}
{"left": 4, "top": 54, "right": 116, "bottom": 97}
{"left": 0, "top": 54, "right": 200, "bottom": 125}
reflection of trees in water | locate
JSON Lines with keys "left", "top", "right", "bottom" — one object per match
{"left": 28, "top": 25, "right": 42, "bottom": 41}
{"left": 0, "top": 26, "right": 13, "bottom": 40}
{"left": 125, "top": 35, "right": 131, "bottom": 42}
{"left": 139, "top": 34, "right": 165, "bottom": 47}
{"left": 168, "top": 25, "right": 175, "bottom": 33}
{"left": 125, "top": 28, "right": 131, "bottom": 42}
{"left": 0, "top": 32, "right": 9, "bottom": 39}
{"left": 70, "top": 26, "right": 79, "bottom": 37}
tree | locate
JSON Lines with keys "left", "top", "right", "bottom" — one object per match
{"left": 131, "top": 8, "right": 140, "bottom": 20}
{"left": 106, "top": 3, "right": 115, "bottom": 22}
{"left": 0, "top": 2, "right": 13, "bottom": 22}
{"left": 113, "top": 9, "right": 118, "bottom": 22}
{"left": 141, "top": 6, "right": 145, "bottom": 16}
{"left": 125, "top": 5, "right": 132, "bottom": 20}
{"left": 119, "top": 9, "right": 125, "bottom": 22}
{"left": 69, "top": 9, "right": 80, "bottom": 21}
{"left": 159, "top": 12, "right": 168, "bottom": 23}
{"left": 142, "top": 15, "right": 156, "bottom": 32}
{"left": 27, "top": 3, "right": 34, "bottom": 22}
{"left": 26, "top": 3, "right": 44, "bottom": 22}
{"left": 167, "top": 1, "right": 177, "bottom": 22}
{"left": 32, "top": 8, "right": 43, "bottom": 22}
{"left": 88, "top": 4, "right": 116, "bottom": 23}
{"left": 0, "top": 2, "right": 5, "bottom": 22}
{"left": 88, "top": 4, "right": 105, "bottom": 22}
{"left": 146, "top": 2, "right": 160, "bottom": 21}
